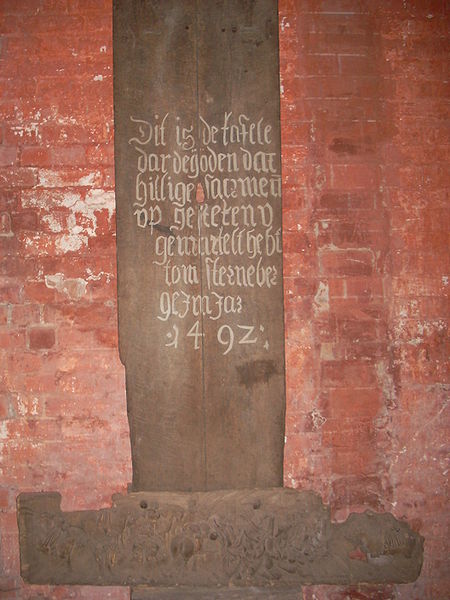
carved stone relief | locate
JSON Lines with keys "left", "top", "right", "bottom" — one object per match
{"left": 18, "top": 489, "right": 423, "bottom": 587}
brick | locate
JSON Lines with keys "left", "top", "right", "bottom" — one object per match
{"left": 0, "top": 304, "right": 9, "bottom": 325}
{"left": 283, "top": 230, "right": 313, "bottom": 254}
{"left": 301, "top": 53, "right": 339, "bottom": 77}
{"left": 0, "top": 394, "right": 11, "bottom": 419}
{"left": 345, "top": 276, "right": 384, "bottom": 299}
{"left": 17, "top": 14, "right": 85, "bottom": 33}
{"left": 322, "top": 388, "right": 382, "bottom": 419}
{"left": 0, "top": 279, "right": 21, "bottom": 303}
{"left": 343, "top": 341, "right": 386, "bottom": 360}
{"left": 331, "top": 164, "right": 379, "bottom": 189}
{"left": 318, "top": 191, "right": 375, "bottom": 210}
{"left": 3, "top": 419, "right": 61, "bottom": 448}
{"left": 284, "top": 250, "right": 317, "bottom": 279}
{"left": 50, "top": 145, "right": 87, "bottom": 166}
{"left": 27, "top": 325, "right": 56, "bottom": 350}
{"left": 45, "top": 390, "right": 125, "bottom": 420}
{"left": 302, "top": 76, "right": 383, "bottom": 101}
{"left": 322, "top": 419, "right": 375, "bottom": 448}
{"left": 86, "top": 142, "right": 114, "bottom": 165}
{"left": 41, "top": 0, "right": 70, "bottom": 11}
{"left": 307, "top": 12, "right": 372, "bottom": 36}
{"left": 19, "top": 146, "right": 52, "bottom": 167}
{"left": 283, "top": 207, "right": 309, "bottom": 232}
{"left": 331, "top": 449, "right": 375, "bottom": 476}
{"left": 0, "top": 168, "right": 37, "bottom": 189}
{"left": 321, "top": 360, "right": 377, "bottom": 387}
{"left": 306, "top": 32, "right": 373, "bottom": 55}
{"left": 320, "top": 249, "right": 374, "bottom": 277}
{"left": 0, "top": 0, "right": 42, "bottom": 14}
{"left": 392, "top": 296, "right": 449, "bottom": 320}
{"left": 23, "top": 280, "right": 57, "bottom": 303}
{"left": 0, "top": 330, "right": 26, "bottom": 349}
{"left": 300, "top": 0, "right": 369, "bottom": 13}
{"left": 0, "top": 191, "right": 18, "bottom": 212}
{"left": 11, "top": 210, "right": 39, "bottom": 231}
{"left": 0, "top": 147, "right": 17, "bottom": 167}
{"left": 327, "top": 278, "right": 346, "bottom": 298}
{"left": 315, "top": 221, "right": 384, "bottom": 250}
{"left": 338, "top": 318, "right": 384, "bottom": 342}
{"left": 313, "top": 317, "right": 337, "bottom": 342}
{"left": 39, "top": 122, "right": 92, "bottom": 145}
{"left": 10, "top": 304, "right": 40, "bottom": 326}
{"left": 331, "top": 299, "right": 385, "bottom": 321}
{"left": 331, "top": 475, "right": 386, "bottom": 511}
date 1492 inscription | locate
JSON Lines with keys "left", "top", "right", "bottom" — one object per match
{"left": 128, "top": 112, "right": 282, "bottom": 355}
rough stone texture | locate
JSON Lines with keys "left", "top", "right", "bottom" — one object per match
{"left": 113, "top": 0, "right": 286, "bottom": 493}
{"left": 17, "top": 489, "right": 422, "bottom": 586}
{"left": 0, "top": 1, "right": 448, "bottom": 599}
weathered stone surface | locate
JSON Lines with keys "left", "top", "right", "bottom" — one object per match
{"left": 17, "top": 489, "right": 423, "bottom": 587}
{"left": 113, "top": 0, "right": 286, "bottom": 493}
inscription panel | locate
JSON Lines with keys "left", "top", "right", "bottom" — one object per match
{"left": 113, "top": 0, "right": 285, "bottom": 491}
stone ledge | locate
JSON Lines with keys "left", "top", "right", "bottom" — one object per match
{"left": 17, "top": 488, "right": 423, "bottom": 587}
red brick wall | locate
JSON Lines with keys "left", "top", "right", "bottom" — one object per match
{"left": 0, "top": 1, "right": 448, "bottom": 599}
{"left": 280, "top": 2, "right": 449, "bottom": 598}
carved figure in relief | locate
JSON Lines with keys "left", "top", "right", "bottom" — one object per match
{"left": 18, "top": 490, "right": 423, "bottom": 586}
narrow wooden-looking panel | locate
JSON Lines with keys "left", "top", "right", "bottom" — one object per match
{"left": 113, "top": 0, "right": 285, "bottom": 491}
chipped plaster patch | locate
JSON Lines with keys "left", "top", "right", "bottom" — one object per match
{"left": 10, "top": 123, "right": 41, "bottom": 142}
{"left": 313, "top": 281, "right": 330, "bottom": 314}
{"left": 86, "top": 268, "right": 113, "bottom": 284}
{"left": 281, "top": 17, "right": 290, "bottom": 31}
{"left": 45, "top": 272, "right": 87, "bottom": 301}
{"left": 310, "top": 408, "right": 326, "bottom": 430}
{"left": 24, "top": 189, "right": 114, "bottom": 249}
{"left": 41, "top": 213, "right": 63, "bottom": 233}
{"left": 395, "top": 318, "right": 448, "bottom": 346}
{"left": 79, "top": 172, "right": 100, "bottom": 186}
{"left": 38, "top": 170, "right": 102, "bottom": 188}
{"left": 55, "top": 234, "right": 86, "bottom": 254}
{"left": 85, "top": 189, "right": 115, "bottom": 214}
{"left": 61, "top": 192, "right": 83, "bottom": 208}
{"left": 320, "top": 342, "right": 334, "bottom": 360}
{"left": 55, "top": 114, "right": 78, "bottom": 125}
{"left": 0, "top": 422, "right": 8, "bottom": 440}
{"left": 63, "top": 189, "right": 115, "bottom": 240}
{"left": 376, "top": 360, "right": 397, "bottom": 410}
{"left": 17, "top": 395, "right": 39, "bottom": 417}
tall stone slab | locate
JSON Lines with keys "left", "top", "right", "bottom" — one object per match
{"left": 113, "top": 0, "right": 285, "bottom": 492}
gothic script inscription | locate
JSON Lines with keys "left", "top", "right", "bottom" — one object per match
{"left": 128, "top": 111, "right": 282, "bottom": 353}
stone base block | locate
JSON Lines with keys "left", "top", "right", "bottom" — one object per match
{"left": 17, "top": 488, "right": 423, "bottom": 588}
